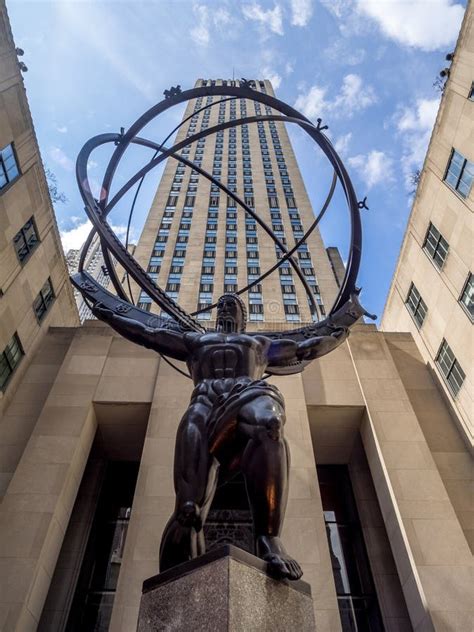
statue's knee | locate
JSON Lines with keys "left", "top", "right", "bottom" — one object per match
{"left": 265, "top": 415, "right": 283, "bottom": 441}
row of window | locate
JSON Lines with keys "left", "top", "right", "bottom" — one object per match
{"left": 0, "top": 277, "right": 55, "bottom": 391}
{"left": 405, "top": 274, "right": 471, "bottom": 396}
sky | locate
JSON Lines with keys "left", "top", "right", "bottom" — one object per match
{"left": 6, "top": 0, "right": 467, "bottom": 321}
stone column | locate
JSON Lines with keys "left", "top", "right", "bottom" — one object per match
{"left": 348, "top": 329, "right": 472, "bottom": 631}
{"left": 0, "top": 326, "right": 112, "bottom": 630}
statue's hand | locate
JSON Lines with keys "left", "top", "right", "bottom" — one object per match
{"left": 331, "top": 326, "right": 349, "bottom": 340}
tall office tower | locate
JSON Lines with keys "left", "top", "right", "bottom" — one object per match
{"left": 0, "top": 1, "right": 78, "bottom": 417}
{"left": 382, "top": 7, "right": 473, "bottom": 446}
{"left": 66, "top": 234, "right": 111, "bottom": 322}
{"left": 132, "top": 79, "right": 340, "bottom": 327}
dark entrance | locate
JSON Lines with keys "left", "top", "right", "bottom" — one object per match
{"left": 66, "top": 461, "right": 139, "bottom": 631}
{"left": 318, "top": 465, "right": 385, "bottom": 632}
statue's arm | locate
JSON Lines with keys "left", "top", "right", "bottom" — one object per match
{"left": 295, "top": 327, "right": 348, "bottom": 361}
{"left": 92, "top": 304, "right": 188, "bottom": 360}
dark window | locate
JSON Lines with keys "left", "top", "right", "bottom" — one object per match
{"left": 436, "top": 339, "right": 465, "bottom": 396}
{"left": 444, "top": 149, "right": 474, "bottom": 198}
{"left": 202, "top": 266, "right": 214, "bottom": 275}
{"left": 184, "top": 195, "right": 195, "bottom": 207}
{"left": 137, "top": 301, "right": 151, "bottom": 312}
{"left": 166, "top": 195, "right": 178, "bottom": 207}
{"left": 209, "top": 195, "right": 219, "bottom": 207}
{"left": 13, "top": 217, "right": 39, "bottom": 262}
{"left": 166, "top": 282, "right": 180, "bottom": 292}
{"left": 286, "top": 196, "right": 297, "bottom": 208}
{"left": 284, "top": 304, "right": 299, "bottom": 314}
{"left": 33, "top": 278, "right": 55, "bottom": 322}
{"left": 0, "top": 143, "right": 20, "bottom": 190}
{"left": 66, "top": 462, "right": 139, "bottom": 632}
{"left": 148, "top": 265, "right": 160, "bottom": 274}
{"left": 423, "top": 223, "right": 449, "bottom": 269}
{"left": 248, "top": 266, "right": 260, "bottom": 275}
{"left": 405, "top": 283, "right": 427, "bottom": 328}
{"left": 0, "top": 333, "right": 23, "bottom": 391}
{"left": 224, "top": 283, "right": 237, "bottom": 293}
{"left": 249, "top": 304, "right": 263, "bottom": 314}
{"left": 459, "top": 273, "right": 473, "bottom": 320}
{"left": 226, "top": 266, "right": 237, "bottom": 274}
{"left": 318, "top": 465, "right": 385, "bottom": 632}
{"left": 200, "top": 283, "right": 213, "bottom": 293}
{"left": 245, "top": 196, "right": 254, "bottom": 207}
{"left": 268, "top": 196, "right": 279, "bottom": 208}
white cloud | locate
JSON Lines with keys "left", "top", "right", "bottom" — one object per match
{"left": 334, "top": 132, "right": 352, "bottom": 157}
{"left": 285, "top": 61, "right": 294, "bottom": 75}
{"left": 325, "top": 39, "right": 366, "bottom": 66}
{"left": 49, "top": 146, "right": 74, "bottom": 172}
{"left": 355, "top": 0, "right": 464, "bottom": 51}
{"left": 214, "top": 7, "right": 232, "bottom": 26}
{"left": 56, "top": 125, "right": 68, "bottom": 133}
{"left": 290, "top": 0, "right": 313, "bottom": 27}
{"left": 348, "top": 150, "right": 395, "bottom": 189}
{"left": 87, "top": 159, "right": 98, "bottom": 170}
{"left": 190, "top": 5, "right": 235, "bottom": 46}
{"left": 190, "top": 4, "right": 210, "bottom": 46}
{"left": 295, "top": 85, "right": 328, "bottom": 119}
{"left": 60, "top": 219, "right": 128, "bottom": 254}
{"left": 60, "top": 220, "right": 93, "bottom": 253}
{"left": 395, "top": 97, "right": 440, "bottom": 187}
{"left": 294, "top": 74, "right": 377, "bottom": 120}
{"left": 262, "top": 67, "right": 282, "bottom": 89}
{"left": 242, "top": 3, "right": 284, "bottom": 35}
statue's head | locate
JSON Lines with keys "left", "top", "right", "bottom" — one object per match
{"left": 216, "top": 293, "right": 247, "bottom": 333}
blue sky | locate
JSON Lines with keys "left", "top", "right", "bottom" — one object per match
{"left": 7, "top": 0, "right": 466, "bottom": 320}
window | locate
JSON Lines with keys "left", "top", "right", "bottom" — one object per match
{"left": 318, "top": 465, "right": 385, "bottom": 632}
{"left": 166, "top": 195, "right": 178, "bottom": 207}
{"left": 0, "top": 333, "right": 23, "bottom": 391}
{"left": 0, "top": 143, "right": 20, "bottom": 190}
{"left": 66, "top": 462, "right": 139, "bottom": 632}
{"left": 13, "top": 217, "right": 39, "bottom": 262}
{"left": 405, "top": 283, "right": 427, "bottom": 328}
{"left": 423, "top": 223, "right": 449, "bottom": 269}
{"left": 32, "top": 278, "right": 55, "bottom": 322}
{"left": 444, "top": 149, "right": 474, "bottom": 198}
{"left": 459, "top": 273, "right": 473, "bottom": 320}
{"left": 436, "top": 339, "right": 465, "bottom": 396}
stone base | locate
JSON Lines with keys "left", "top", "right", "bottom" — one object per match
{"left": 138, "top": 545, "right": 316, "bottom": 631}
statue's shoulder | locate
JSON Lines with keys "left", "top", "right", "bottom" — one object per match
{"left": 185, "top": 331, "right": 221, "bottom": 346}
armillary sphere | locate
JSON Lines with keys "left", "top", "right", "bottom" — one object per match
{"left": 71, "top": 80, "right": 375, "bottom": 377}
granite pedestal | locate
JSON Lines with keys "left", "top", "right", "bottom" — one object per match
{"left": 138, "top": 545, "right": 316, "bottom": 631}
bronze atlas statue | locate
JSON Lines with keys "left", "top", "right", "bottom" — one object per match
{"left": 71, "top": 80, "right": 374, "bottom": 581}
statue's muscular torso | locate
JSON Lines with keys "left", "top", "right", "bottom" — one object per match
{"left": 183, "top": 332, "right": 271, "bottom": 384}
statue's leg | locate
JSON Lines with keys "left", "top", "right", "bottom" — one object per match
{"left": 159, "top": 403, "right": 218, "bottom": 571}
{"left": 238, "top": 396, "right": 303, "bottom": 580}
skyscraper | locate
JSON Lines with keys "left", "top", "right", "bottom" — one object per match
{"left": 382, "top": 8, "right": 473, "bottom": 446}
{"left": 132, "top": 79, "right": 340, "bottom": 327}
{"left": 66, "top": 234, "right": 111, "bottom": 323}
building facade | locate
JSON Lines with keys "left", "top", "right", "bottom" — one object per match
{"left": 0, "top": 4, "right": 472, "bottom": 631}
{"left": 66, "top": 234, "right": 111, "bottom": 323}
{"left": 381, "top": 8, "right": 473, "bottom": 447}
{"left": 132, "top": 79, "right": 338, "bottom": 326}
{"left": 0, "top": 0, "right": 78, "bottom": 424}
